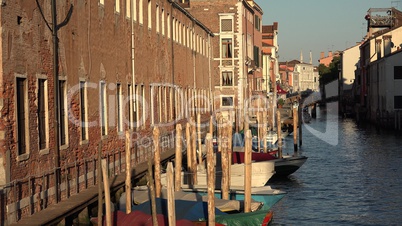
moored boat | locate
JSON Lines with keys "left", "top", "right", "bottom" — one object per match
{"left": 232, "top": 147, "right": 308, "bottom": 179}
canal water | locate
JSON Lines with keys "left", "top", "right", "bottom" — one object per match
{"left": 269, "top": 105, "right": 402, "bottom": 225}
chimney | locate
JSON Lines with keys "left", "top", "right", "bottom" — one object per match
{"left": 320, "top": 52, "right": 324, "bottom": 59}
{"left": 329, "top": 51, "right": 333, "bottom": 57}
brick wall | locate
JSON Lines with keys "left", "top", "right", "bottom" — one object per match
{"left": 0, "top": 0, "right": 214, "bottom": 223}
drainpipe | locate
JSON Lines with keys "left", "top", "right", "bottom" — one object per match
{"left": 208, "top": 35, "right": 212, "bottom": 114}
{"left": 131, "top": 0, "right": 136, "bottom": 128}
{"left": 51, "top": 0, "right": 60, "bottom": 203}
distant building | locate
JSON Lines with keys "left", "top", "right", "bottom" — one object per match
{"left": 340, "top": 43, "right": 361, "bottom": 114}
{"left": 293, "top": 52, "right": 318, "bottom": 92}
{"left": 183, "top": 0, "right": 264, "bottom": 124}
{"left": 319, "top": 51, "right": 340, "bottom": 67}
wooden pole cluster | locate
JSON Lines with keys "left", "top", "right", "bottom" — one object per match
{"left": 244, "top": 130, "right": 252, "bottom": 213}
{"left": 153, "top": 127, "right": 161, "bottom": 198}
{"left": 174, "top": 124, "right": 182, "bottom": 191}
{"left": 206, "top": 133, "right": 215, "bottom": 225}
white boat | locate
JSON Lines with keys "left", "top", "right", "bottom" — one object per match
{"left": 161, "top": 161, "right": 275, "bottom": 188}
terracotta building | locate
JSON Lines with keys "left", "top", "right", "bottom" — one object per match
{"left": 0, "top": 0, "right": 213, "bottom": 224}
{"left": 180, "top": 0, "right": 264, "bottom": 126}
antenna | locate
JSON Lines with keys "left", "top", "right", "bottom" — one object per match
{"left": 391, "top": 1, "right": 401, "bottom": 9}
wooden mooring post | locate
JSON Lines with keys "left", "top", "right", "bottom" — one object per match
{"left": 293, "top": 104, "right": 298, "bottom": 153}
{"left": 147, "top": 159, "right": 158, "bottom": 226}
{"left": 166, "top": 162, "right": 176, "bottom": 226}
{"left": 101, "top": 159, "right": 111, "bottom": 226}
{"left": 153, "top": 127, "right": 161, "bottom": 198}
{"left": 277, "top": 110, "right": 283, "bottom": 158}
{"left": 221, "top": 119, "right": 229, "bottom": 200}
{"left": 125, "top": 131, "right": 132, "bottom": 214}
{"left": 206, "top": 133, "right": 215, "bottom": 225}
{"left": 244, "top": 130, "right": 252, "bottom": 213}
{"left": 175, "top": 124, "right": 182, "bottom": 191}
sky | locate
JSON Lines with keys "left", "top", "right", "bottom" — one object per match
{"left": 254, "top": 0, "right": 401, "bottom": 65}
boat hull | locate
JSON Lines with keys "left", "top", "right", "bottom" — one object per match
{"left": 232, "top": 151, "right": 308, "bottom": 179}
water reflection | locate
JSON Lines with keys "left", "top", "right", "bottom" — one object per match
{"left": 269, "top": 106, "right": 402, "bottom": 225}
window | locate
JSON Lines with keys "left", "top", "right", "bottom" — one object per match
{"left": 376, "top": 39, "right": 382, "bottom": 59}
{"left": 221, "top": 19, "right": 233, "bottom": 32}
{"left": 395, "top": 96, "right": 402, "bottom": 109}
{"left": 59, "top": 80, "right": 68, "bottom": 146}
{"left": 139, "top": 0, "right": 143, "bottom": 24}
{"left": 137, "top": 84, "right": 145, "bottom": 128}
{"left": 172, "top": 17, "right": 176, "bottom": 41}
{"left": 80, "top": 81, "right": 88, "bottom": 141}
{"left": 117, "top": 83, "right": 123, "bottom": 133}
{"left": 222, "top": 38, "right": 233, "bottom": 58}
{"left": 128, "top": 84, "right": 133, "bottom": 129}
{"left": 150, "top": 85, "right": 155, "bottom": 125}
{"left": 16, "top": 77, "right": 28, "bottom": 155}
{"left": 126, "top": 0, "right": 130, "bottom": 17}
{"left": 38, "top": 79, "right": 48, "bottom": 150}
{"left": 116, "top": 0, "right": 120, "bottom": 13}
{"left": 254, "top": 15, "right": 260, "bottom": 31}
{"left": 100, "top": 81, "right": 107, "bottom": 136}
{"left": 384, "top": 37, "right": 391, "bottom": 55}
{"left": 167, "top": 13, "right": 170, "bottom": 38}
{"left": 221, "top": 96, "right": 234, "bottom": 107}
{"left": 394, "top": 66, "right": 402, "bottom": 79}
{"left": 148, "top": 0, "right": 151, "bottom": 29}
{"left": 222, "top": 71, "right": 233, "bottom": 86}
{"left": 253, "top": 46, "right": 260, "bottom": 67}
{"left": 156, "top": 5, "right": 159, "bottom": 33}
{"left": 161, "top": 9, "right": 165, "bottom": 36}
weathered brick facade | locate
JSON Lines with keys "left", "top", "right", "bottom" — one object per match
{"left": 184, "top": 0, "right": 263, "bottom": 127}
{"left": 0, "top": 0, "right": 213, "bottom": 224}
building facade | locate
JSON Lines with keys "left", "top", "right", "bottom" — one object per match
{"left": 357, "top": 7, "right": 402, "bottom": 122}
{"left": 0, "top": 0, "right": 213, "bottom": 224}
{"left": 182, "top": 0, "right": 264, "bottom": 125}
{"left": 262, "top": 22, "right": 279, "bottom": 93}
